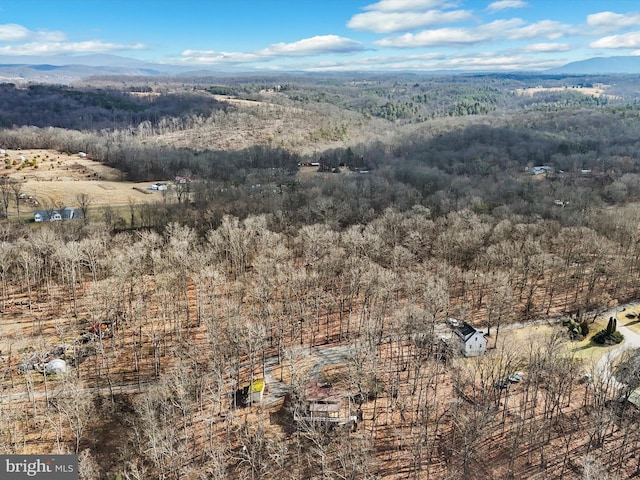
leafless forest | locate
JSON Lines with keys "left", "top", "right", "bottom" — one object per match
{"left": 2, "top": 73, "right": 640, "bottom": 479}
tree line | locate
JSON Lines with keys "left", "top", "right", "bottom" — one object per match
{"left": 0, "top": 83, "right": 229, "bottom": 130}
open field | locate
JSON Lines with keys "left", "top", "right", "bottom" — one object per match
{"left": 514, "top": 84, "right": 620, "bottom": 99}
{"left": 1, "top": 149, "right": 173, "bottom": 215}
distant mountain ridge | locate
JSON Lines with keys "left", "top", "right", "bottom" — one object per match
{"left": 0, "top": 54, "right": 639, "bottom": 83}
{"left": 0, "top": 54, "right": 205, "bottom": 83}
{"left": 546, "top": 56, "right": 640, "bottom": 74}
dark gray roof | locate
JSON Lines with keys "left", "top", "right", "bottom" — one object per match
{"left": 455, "top": 322, "right": 480, "bottom": 342}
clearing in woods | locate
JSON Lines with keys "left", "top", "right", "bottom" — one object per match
{"left": 1, "top": 149, "right": 171, "bottom": 216}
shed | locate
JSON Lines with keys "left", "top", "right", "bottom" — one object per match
{"left": 531, "top": 165, "right": 551, "bottom": 175}
{"left": 247, "top": 379, "right": 265, "bottom": 404}
{"left": 44, "top": 359, "right": 66, "bottom": 375}
{"left": 236, "top": 378, "right": 266, "bottom": 406}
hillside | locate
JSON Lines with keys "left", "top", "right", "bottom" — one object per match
{"left": 547, "top": 56, "right": 640, "bottom": 74}
{"left": 2, "top": 74, "right": 640, "bottom": 479}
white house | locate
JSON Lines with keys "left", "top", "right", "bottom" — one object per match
{"left": 452, "top": 321, "right": 487, "bottom": 357}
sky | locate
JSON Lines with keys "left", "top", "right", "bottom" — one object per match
{"left": 1, "top": 0, "right": 640, "bottom": 71}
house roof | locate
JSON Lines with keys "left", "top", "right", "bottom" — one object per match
{"left": 305, "top": 381, "right": 345, "bottom": 403}
{"left": 454, "top": 322, "right": 482, "bottom": 342}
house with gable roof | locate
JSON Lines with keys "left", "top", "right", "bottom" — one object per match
{"left": 450, "top": 320, "right": 487, "bottom": 357}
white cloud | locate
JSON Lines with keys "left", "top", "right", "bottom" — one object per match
{"left": 179, "top": 35, "right": 364, "bottom": 65}
{"left": 258, "top": 35, "right": 364, "bottom": 56}
{"left": 0, "top": 23, "right": 68, "bottom": 43}
{"left": 178, "top": 50, "right": 262, "bottom": 65}
{"left": 440, "top": 55, "right": 538, "bottom": 68}
{"left": 524, "top": 42, "right": 570, "bottom": 53}
{"left": 350, "top": 52, "right": 445, "bottom": 65}
{"left": 591, "top": 31, "right": 640, "bottom": 49}
{"left": 0, "top": 22, "right": 145, "bottom": 56}
{"left": 507, "top": 20, "right": 573, "bottom": 40}
{"left": 587, "top": 11, "right": 640, "bottom": 34}
{"left": 304, "top": 52, "right": 446, "bottom": 71}
{"left": 34, "top": 30, "right": 67, "bottom": 43}
{"left": 0, "top": 41, "right": 145, "bottom": 56}
{"left": 309, "top": 52, "right": 562, "bottom": 72}
{"left": 632, "top": 49, "right": 640, "bottom": 56}
{"left": 375, "top": 19, "right": 523, "bottom": 47}
{"left": 363, "top": 0, "right": 451, "bottom": 13}
{"left": 487, "top": 1, "right": 528, "bottom": 13}
{"left": 0, "top": 24, "right": 31, "bottom": 41}
{"left": 348, "top": 9, "right": 472, "bottom": 33}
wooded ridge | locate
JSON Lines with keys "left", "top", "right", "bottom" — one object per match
{"left": 1, "top": 73, "right": 640, "bottom": 479}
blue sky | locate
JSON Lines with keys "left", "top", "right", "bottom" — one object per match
{"left": 1, "top": 0, "right": 640, "bottom": 71}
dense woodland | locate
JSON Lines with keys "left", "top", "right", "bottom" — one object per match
{"left": 1, "top": 73, "right": 640, "bottom": 479}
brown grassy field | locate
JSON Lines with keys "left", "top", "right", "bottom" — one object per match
{"left": 2, "top": 149, "right": 174, "bottom": 216}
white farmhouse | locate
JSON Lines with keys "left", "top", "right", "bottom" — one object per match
{"left": 452, "top": 321, "right": 487, "bottom": 357}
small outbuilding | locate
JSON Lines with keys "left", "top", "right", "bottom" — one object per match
{"left": 235, "top": 378, "right": 266, "bottom": 407}
{"left": 247, "top": 379, "right": 265, "bottom": 405}
{"left": 531, "top": 165, "right": 551, "bottom": 175}
{"left": 43, "top": 359, "right": 66, "bottom": 375}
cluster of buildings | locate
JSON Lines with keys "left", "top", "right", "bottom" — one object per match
{"left": 33, "top": 206, "right": 81, "bottom": 222}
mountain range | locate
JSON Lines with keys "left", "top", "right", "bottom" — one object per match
{"left": 0, "top": 54, "right": 639, "bottom": 83}
{"left": 545, "top": 56, "right": 640, "bottom": 75}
